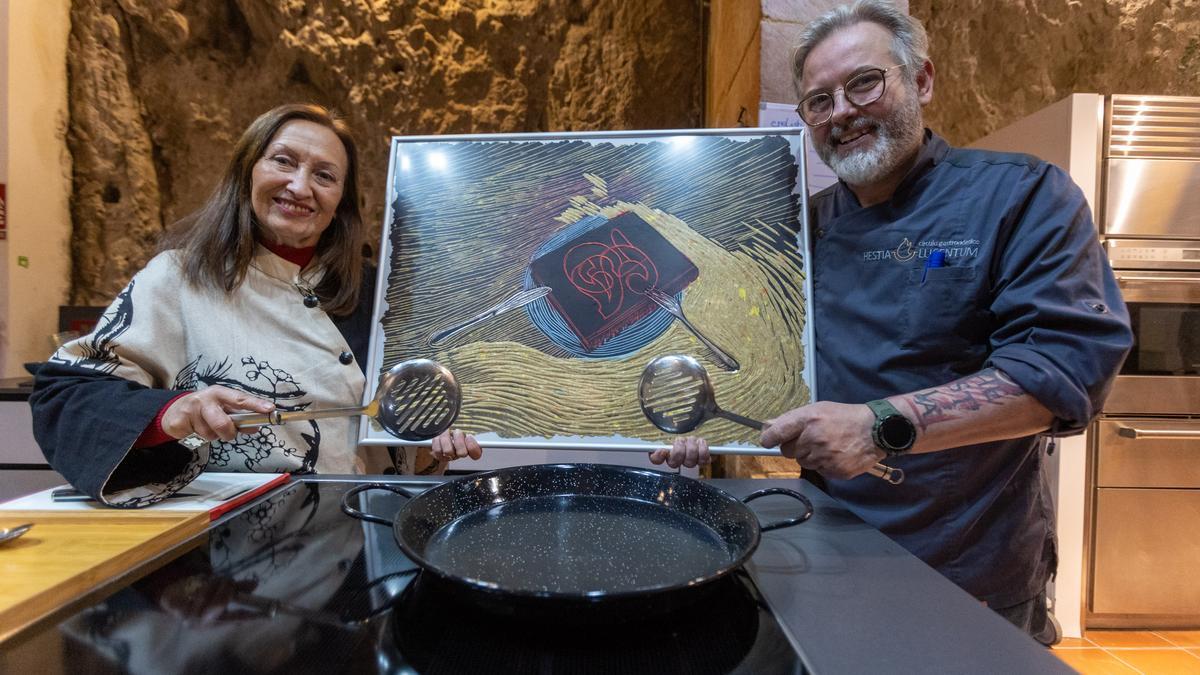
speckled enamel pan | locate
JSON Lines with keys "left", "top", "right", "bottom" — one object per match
{"left": 342, "top": 463, "right": 812, "bottom": 611}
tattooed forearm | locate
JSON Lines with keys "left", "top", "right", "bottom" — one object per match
{"left": 906, "top": 368, "right": 1026, "bottom": 431}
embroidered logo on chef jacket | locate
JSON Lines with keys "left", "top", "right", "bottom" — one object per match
{"left": 861, "top": 237, "right": 982, "bottom": 264}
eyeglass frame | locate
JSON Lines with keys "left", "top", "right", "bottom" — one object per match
{"left": 794, "top": 63, "right": 909, "bottom": 127}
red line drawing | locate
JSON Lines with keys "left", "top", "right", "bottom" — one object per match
{"left": 562, "top": 228, "right": 659, "bottom": 320}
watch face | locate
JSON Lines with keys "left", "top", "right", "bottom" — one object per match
{"left": 879, "top": 414, "right": 916, "bottom": 450}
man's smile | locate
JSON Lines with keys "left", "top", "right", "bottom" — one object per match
{"left": 832, "top": 122, "right": 876, "bottom": 152}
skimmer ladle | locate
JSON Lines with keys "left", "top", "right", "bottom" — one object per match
{"left": 231, "top": 358, "right": 462, "bottom": 442}
{"left": 638, "top": 354, "right": 904, "bottom": 485}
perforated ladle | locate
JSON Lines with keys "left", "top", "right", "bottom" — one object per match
{"left": 638, "top": 354, "right": 904, "bottom": 485}
{"left": 230, "top": 359, "right": 461, "bottom": 442}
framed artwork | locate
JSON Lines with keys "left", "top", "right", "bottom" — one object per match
{"left": 360, "top": 128, "right": 815, "bottom": 452}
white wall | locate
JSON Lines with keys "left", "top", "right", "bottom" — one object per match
{"left": 2, "top": 0, "right": 72, "bottom": 377}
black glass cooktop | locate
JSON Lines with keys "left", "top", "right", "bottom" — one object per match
{"left": 8, "top": 479, "right": 805, "bottom": 674}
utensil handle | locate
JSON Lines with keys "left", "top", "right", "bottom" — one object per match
{"left": 229, "top": 411, "right": 282, "bottom": 427}
{"left": 429, "top": 287, "right": 550, "bottom": 346}
{"left": 867, "top": 462, "right": 905, "bottom": 485}
{"left": 673, "top": 313, "right": 741, "bottom": 372}
{"left": 482, "top": 445, "right": 785, "bottom": 456}
{"left": 713, "top": 409, "right": 764, "bottom": 430}
{"left": 429, "top": 311, "right": 500, "bottom": 346}
{"left": 231, "top": 405, "right": 366, "bottom": 429}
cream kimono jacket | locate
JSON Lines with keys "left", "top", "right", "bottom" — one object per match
{"left": 31, "top": 247, "right": 416, "bottom": 507}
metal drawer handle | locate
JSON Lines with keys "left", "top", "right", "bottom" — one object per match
{"left": 1116, "top": 426, "right": 1200, "bottom": 439}
{"left": 1114, "top": 275, "right": 1200, "bottom": 283}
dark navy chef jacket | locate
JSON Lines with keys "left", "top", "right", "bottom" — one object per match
{"left": 808, "top": 130, "right": 1132, "bottom": 607}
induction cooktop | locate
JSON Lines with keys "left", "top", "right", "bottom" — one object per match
{"left": 5, "top": 479, "right": 807, "bottom": 674}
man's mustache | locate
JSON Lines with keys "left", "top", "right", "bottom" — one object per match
{"left": 828, "top": 117, "right": 876, "bottom": 145}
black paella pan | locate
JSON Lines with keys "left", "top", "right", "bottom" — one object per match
{"left": 341, "top": 463, "right": 812, "bottom": 616}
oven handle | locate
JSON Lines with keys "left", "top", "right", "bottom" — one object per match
{"left": 1116, "top": 426, "right": 1200, "bottom": 439}
{"left": 1114, "top": 275, "right": 1200, "bottom": 284}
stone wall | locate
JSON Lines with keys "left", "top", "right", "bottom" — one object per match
{"left": 760, "top": 0, "right": 909, "bottom": 105}
{"left": 66, "top": 0, "right": 703, "bottom": 304}
{"left": 71, "top": 0, "right": 1200, "bottom": 299}
{"left": 911, "top": 0, "right": 1200, "bottom": 145}
{"left": 763, "top": 0, "right": 1200, "bottom": 146}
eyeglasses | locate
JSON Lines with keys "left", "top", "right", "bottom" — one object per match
{"left": 795, "top": 64, "right": 907, "bottom": 127}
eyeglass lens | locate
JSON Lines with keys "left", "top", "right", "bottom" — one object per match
{"left": 798, "top": 69, "right": 888, "bottom": 125}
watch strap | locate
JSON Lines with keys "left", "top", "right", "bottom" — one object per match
{"left": 865, "top": 399, "right": 916, "bottom": 455}
{"left": 865, "top": 399, "right": 902, "bottom": 421}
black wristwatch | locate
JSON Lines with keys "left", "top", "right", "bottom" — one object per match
{"left": 865, "top": 399, "right": 916, "bottom": 455}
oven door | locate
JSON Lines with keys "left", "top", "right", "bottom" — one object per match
{"left": 1105, "top": 270, "right": 1200, "bottom": 415}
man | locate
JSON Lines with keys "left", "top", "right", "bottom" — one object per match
{"left": 655, "top": 0, "right": 1131, "bottom": 644}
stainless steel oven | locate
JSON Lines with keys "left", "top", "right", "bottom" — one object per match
{"left": 1103, "top": 262, "right": 1200, "bottom": 415}
{"left": 1086, "top": 95, "right": 1200, "bottom": 628}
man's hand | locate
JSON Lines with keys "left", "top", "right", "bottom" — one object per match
{"left": 761, "top": 401, "right": 886, "bottom": 480}
{"left": 161, "top": 386, "right": 275, "bottom": 443}
{"left": 648, "top": 436, "right": 711, "bottom": 469}
{"left": 430, "top": 429, "right": 483, "bottom": 462}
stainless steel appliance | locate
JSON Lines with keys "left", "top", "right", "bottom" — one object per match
{"left": 1087, "top": 94, "right": 1200, "bottom": 628}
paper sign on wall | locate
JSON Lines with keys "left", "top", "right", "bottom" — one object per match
{"left": 758, "top": 102, "right": 838, "bottom": 194}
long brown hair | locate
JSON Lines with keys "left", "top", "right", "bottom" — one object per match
{"left": 159, "top": 103, "right": 365, "bottom": 316}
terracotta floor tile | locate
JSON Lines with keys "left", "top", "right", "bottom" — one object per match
{"left": 1157, "top": 631, "right": 1200, "bottom": 648}
{"left": 1052, "top": 649, "right": 1140, "bottom": 674}
{"left": 1086, "top": 630, "right": 1173, "bottom": 648}
{"left": 1055, "top": 637, "right": 1097, "bottom": 649}
{"left": 1108, "top": 648, "right": 1200, "bottom": 673}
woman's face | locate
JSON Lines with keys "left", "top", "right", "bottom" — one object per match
{"left": 250, "top": 119, "right": 349, "bottom": 248}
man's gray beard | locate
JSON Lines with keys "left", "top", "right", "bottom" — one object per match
{"left": 816, "top": 92, "right": 924, "bottom": 187}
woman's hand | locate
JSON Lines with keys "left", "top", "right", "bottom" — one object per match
{"left": 430, "top": 429, "right": 483, "bottom": 462}
{"left": 161, "top": 386, "right": 275, "bottom": 443}
{"left": 648, "top": 436, "right": 711, "bottom": 469}
{"left": 156, "top": 574, "right": 262, "bottom": 625}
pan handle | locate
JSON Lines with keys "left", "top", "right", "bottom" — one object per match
{"left": 742, "top": 487, "right": 814, "bottom": 532}
{"left": 340, "top": 483, "right": 416, "bottom": 526}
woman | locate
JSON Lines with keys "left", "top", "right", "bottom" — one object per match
{"left": 31, "top": 103, "right": 480, "bottom": 507}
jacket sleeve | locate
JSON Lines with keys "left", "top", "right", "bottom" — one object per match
{"left": 30, "top": 363, "right": 201, "bottom": 504}
{"left": 983, "top": 163, "right": 1133, "bottom": 434}
{"left": 28, "top": 255, "right": 208, "bottom": 507}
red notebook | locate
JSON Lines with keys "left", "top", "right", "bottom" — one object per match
{"left": 529, "top": 212, "right": 698, "bottom": 351}
{"left": 207, "top": 473, "right": 292, "bottom": 520}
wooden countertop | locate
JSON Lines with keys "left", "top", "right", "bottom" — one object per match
{"left": 0, "top": 510, "right": 209, "bottom": 642}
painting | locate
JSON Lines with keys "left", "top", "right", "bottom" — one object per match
{"left": 360, "top": 128, "right": 814, "bottom": 451}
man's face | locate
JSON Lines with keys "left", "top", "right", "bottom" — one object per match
{"left": 800, "top": 22, "right": 928, "bottom": 188}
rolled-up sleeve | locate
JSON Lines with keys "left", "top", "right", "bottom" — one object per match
{"left": 983, "top": 164, "right": 1133, "bottom": 433}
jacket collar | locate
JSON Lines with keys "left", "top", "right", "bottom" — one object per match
{"left": 251, "top": 243, "right": 324, "bottom": 288}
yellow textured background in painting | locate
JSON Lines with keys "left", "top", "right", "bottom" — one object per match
{"left": 425, "top": 194, "right": 809, "bottom": 448}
